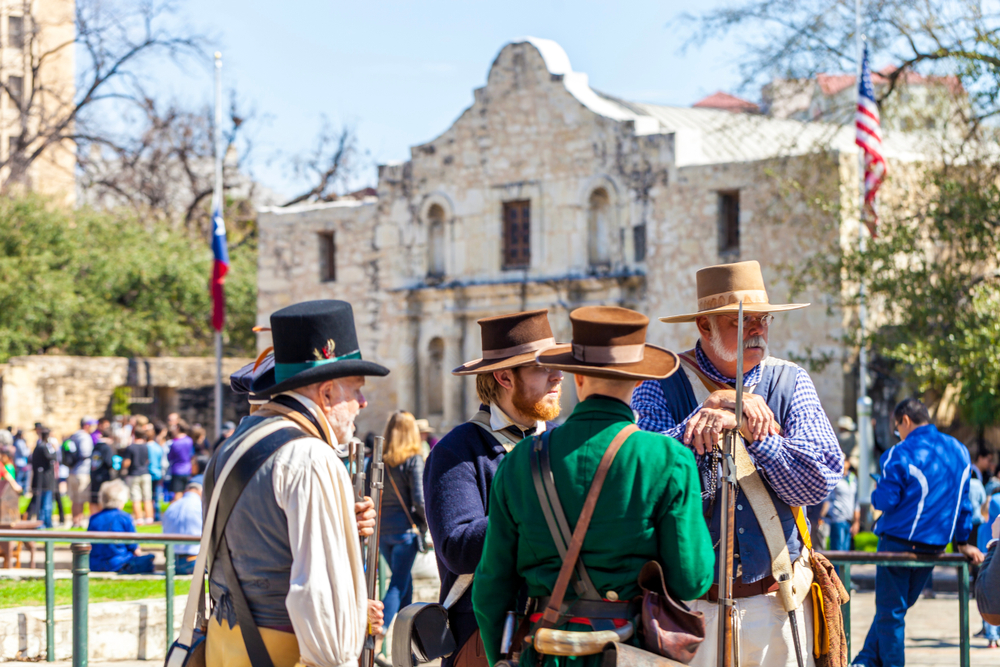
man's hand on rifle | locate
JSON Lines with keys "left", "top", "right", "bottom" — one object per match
{"left": 356, "top": 497, "right": 376, "bottom": 538}
{"left": 368, "top": 599, "right": 385, "bottom": 636}
{"left": 704, "top": 391, "right": 780, "bottom": 441}
{"left": 683, "top": 408, "right": 738, "bottom": 455}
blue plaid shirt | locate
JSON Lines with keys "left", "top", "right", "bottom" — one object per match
{"left": 631, "top": 342, "right": 843, "bottom": 507}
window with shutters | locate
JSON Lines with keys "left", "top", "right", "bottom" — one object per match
{"left": 8, "top": 16, "right": 23, "bottom": 49}
{"left": 502, "top": 200, "right": 531, "bottom": 270}
{"left": 318, "top": 232, "right": 336, "bottom": 282}
{"left": 427, "top": 204, "right": 446, "bottom": 277}
{"left": 633, "top": 223, "right": 647, "bottom": 262}
{"left": 587, "top": 188, "right": 611, "bottom": 267}
{"left": 718, "top": 191, "right": 740, "bottom": 256}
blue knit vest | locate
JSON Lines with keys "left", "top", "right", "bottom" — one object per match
{"left": 659, "top": 359, "right": 800, "bottom": 584}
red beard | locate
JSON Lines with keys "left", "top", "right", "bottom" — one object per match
{"left": 512, "top": 377, "right": 562, "bottom": 422}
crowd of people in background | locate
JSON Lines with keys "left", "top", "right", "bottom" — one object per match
{"left": 0, "top": 411, "right": 227, "bottom": 574}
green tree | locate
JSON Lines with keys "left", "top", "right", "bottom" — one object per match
{"left": 0, "top": 195, "right": 256, "bottom": 361}
{"left": 685, "top": 0, "right": 1000, "bottom": 429}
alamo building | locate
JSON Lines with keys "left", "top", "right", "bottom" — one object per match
{"left": 256, "top": 37, "right": 918, "bottom": 438}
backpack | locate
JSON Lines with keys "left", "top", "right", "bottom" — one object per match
{"left": 61, "top": 439, "right": 80, "bottom": 469}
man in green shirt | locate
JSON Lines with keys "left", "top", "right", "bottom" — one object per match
{"left": 473, "top": 306, "right": 714, "bottom": 667}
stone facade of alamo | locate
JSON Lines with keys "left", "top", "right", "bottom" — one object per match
{"left": 255, "top": 38, "right": 897, "bottom": 439}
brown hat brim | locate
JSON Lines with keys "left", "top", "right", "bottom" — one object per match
{"left": 452, "top": 351, "right": 544, "bottom": 376}
{"left": 658, "top": 302, "right": 809, "bottom": 324}
{"left": 535, "top": 344, "right": 679, "bottom": 381}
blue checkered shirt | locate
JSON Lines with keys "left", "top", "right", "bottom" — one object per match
{"left": 631, "top": 342, "right": 843, "bottom": 506}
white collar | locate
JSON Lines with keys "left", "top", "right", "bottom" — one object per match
{"left": 489, "top": 401, "right": 546, "bottom": 436}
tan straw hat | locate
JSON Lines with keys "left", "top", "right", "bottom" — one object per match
{"left": 536, "top": 306, "right": 678, "bottom": 381}
{"left": 453, "top": 309, "right": 561, "bottom": 375}
{"left": 659, "top": 260, "right": 809, "bottom": 323}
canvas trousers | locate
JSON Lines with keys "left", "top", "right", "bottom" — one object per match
{"left": 686, "top": 592, "right": 816, "bottom": 667}
{"left": 206, "top": 616, "right": 302, "bottom": 667}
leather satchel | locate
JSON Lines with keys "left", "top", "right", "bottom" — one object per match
{"left": 637, "top": 561, "right": 705, "bottom": 664}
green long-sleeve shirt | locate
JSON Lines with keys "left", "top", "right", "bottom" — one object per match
{"left": 472, "top": 395, "right": 714, "bottom": 667}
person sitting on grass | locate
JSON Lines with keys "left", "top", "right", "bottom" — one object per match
{"left": 88, "top": 479, "right": 155, "bottom": 574}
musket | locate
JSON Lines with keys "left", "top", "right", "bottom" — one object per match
{"left": 716, "top": 300, "right": 742, "bottom": 667}
{"left": 360, "top": 436, "right": 384, "bottom": 667}
{"left": 352, "top": 437, "right": 366, "bottom": 503}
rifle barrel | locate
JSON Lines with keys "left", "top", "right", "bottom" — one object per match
{"left": 360, "top": 436, "right": 385, "bottom": 667}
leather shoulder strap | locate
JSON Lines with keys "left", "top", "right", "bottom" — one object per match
{"left": 220, "top": 534, "right": 275, "bottom": 667}
{"left": 469, "top": 410, "right": 521, "bottom": 450}
{"left": 657, "top": 362, "right": 700, "bottom": 425}
{"left": 170, "top": 418, "right": 290, "bottom": 660}
{"left": 541, "top": 424, "right": 639, "bottom": 626}
{"left": 530, "top": 432, "right": 601, "bottom": 600}
{"left": 210, "top": 427, "right": 310, "bottom": 562}
{"left": 733, "top": 435, "right": 808, "bottom": 612}
{"left": 386, "top": 466, "right": 419, "bottom": 532}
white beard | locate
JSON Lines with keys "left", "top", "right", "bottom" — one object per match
{"left": 708, "top": 321, "right": 770, "bottom": 366}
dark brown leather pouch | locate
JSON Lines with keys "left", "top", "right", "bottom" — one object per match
{"left": 637, "top": 561, "right": 705, "bottom": 664}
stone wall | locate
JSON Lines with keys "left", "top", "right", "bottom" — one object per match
{"left": 256, "top": 38, "right": 916, "bottom": 437}
{"left": 0, "top": 355, "right": 254, "bottom": 440}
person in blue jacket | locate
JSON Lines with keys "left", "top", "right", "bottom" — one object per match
{"left": 853, "top": 398, "right": 984, "bottom": 667}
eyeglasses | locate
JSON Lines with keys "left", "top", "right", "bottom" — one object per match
{"left": 723, "top": 314, "right": 774, "bottom": 328}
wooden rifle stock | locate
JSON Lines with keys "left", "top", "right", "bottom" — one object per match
{"left": 717, "top": 430, "right": 737, "bottom": 667}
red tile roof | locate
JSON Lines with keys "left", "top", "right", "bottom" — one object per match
{"left": 692, "top": 91, "right": 760, "bottom": 113}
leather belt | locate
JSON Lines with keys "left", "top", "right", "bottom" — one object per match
{"left": 530, "top": 596, "right": 633, "bottom": 620}
{"left": 701, "top": 575, "right": 778, "bottom": 602}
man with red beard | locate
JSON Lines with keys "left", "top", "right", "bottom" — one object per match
{"left": 424, "top": 310, "right": 563, "bottom": 667}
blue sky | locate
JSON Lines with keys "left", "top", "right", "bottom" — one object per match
{"left": 166, "top": 0, "right": 746, "bottom": 199}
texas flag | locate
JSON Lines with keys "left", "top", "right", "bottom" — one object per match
{"left": 211, "top": 206, "right": 229, "bottom": 332}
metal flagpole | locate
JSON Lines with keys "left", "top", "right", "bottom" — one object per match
{"left": 213, "top": 52, "right": 224, "bottom": 442}
{"left": 855, "top": 1, "right": 874, "bottom": 527}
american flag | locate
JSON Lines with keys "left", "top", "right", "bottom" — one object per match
{"left": 856, "top": 43, "right": 886, "bottom": 236}
{"left": 210, "top": 206, "right": 229, "bottom": 332}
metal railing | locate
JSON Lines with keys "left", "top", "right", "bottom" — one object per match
{"left": 1, "top": 529, "right": 391, "bottom": 665}
{"left": 0, "top": 529, "right": 199, "bottom": 664}
{"left": 822, "top": 550, "right": 972, "bottom": 667}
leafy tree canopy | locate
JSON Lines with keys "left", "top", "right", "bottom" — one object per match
{"left": 0, "top": 195, "right": 256, "bottom": 361}
{"left": 687, "top": 1, "right": 1000, "bottom": 430}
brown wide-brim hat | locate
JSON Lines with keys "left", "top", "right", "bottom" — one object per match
{"left": 453, "top": 309, "right": 561, "bottom": 376}
{"left": 659, "top": 260, "right": 810, "bottom": 323}
{"left": 536, "top": 306, "right": 678, "bottom": 381}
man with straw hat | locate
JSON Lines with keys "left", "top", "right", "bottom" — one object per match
{"left": 424, "top": 309, "right": 565, "bottom": 667}
{"left": 631, "top": 260, "right": 844, "bottom": 667}
{"left": 473, "top": 306, "right": 714, "bottom": 667}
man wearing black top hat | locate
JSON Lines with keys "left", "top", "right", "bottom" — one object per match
{"left": 423, "top": 309, "right": 565, "bottom": 667}
{"left": 205, "top": 300, "right": 387, "bottom": 667}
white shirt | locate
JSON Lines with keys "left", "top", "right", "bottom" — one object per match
{"left": 488, "top": 401, "right": 547, "bottom": 435}
{"left": 270, "top": 392, "right": 368, "bottom": 667}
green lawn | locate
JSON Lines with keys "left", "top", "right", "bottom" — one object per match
{"left": 18, "top": 495, "right": 168, "bottom": 531}
{"left": 0, "top": 578, "right": 190, "bottom": 609}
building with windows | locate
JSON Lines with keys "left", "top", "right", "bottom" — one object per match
{"left": 256, "top": 37, "right": 917, "bottom": 437}
{"left": 0, "top": 0, "right": 75, "bottom": 204}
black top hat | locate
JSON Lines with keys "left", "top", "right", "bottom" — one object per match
{"left": 249, "top": 300, "right": 389, "bottom": 398}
